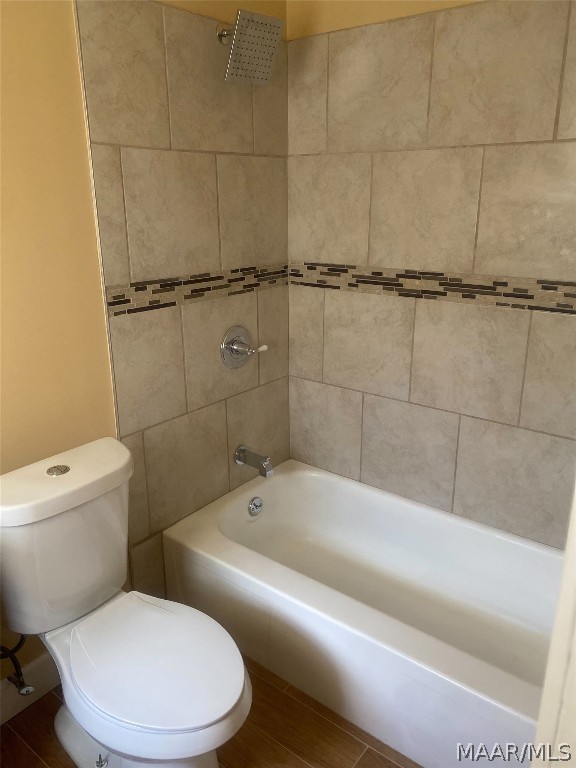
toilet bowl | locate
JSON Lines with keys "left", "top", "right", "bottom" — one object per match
{"left": 0, "top": 439, "right": 251, "bottom": 768}
{"left": 45, "top": 591, "right": 252, "bottom": 768}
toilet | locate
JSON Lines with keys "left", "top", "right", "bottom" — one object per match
{"left": 0, "top": 438, "right": 251, "bottom": 768}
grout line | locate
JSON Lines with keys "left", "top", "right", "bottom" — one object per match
{"left": 450, "top": 415, "right": 462, "bottom": 513}
{"left": 51, "top": 685, "right": 64, "bottom": 702}
{"left": 257, "top": 291, "right": 262, "bottom": 385}
{"left": 247, "top": 720, "right": 317, "bottom": 768}
{"left": 471, "top": 147, "right": 486, "bottom": 273}
{"left": 516, "top": 312, "right": 533, "bottom": 427}
{"left": 245, "top": 660, "right": 290, "bottom": 691}
{"left": 215, "top": 154, "right": 224, "bottom": 271}
{"left": 91, "top": 140, "right": 286, "bottom": 158}
{"left": 224, "top": 397, "right": 232, "bottom": 492}
{"left": 407, "top": 300, "right": 418, "bottom": 402}
{"left": 161, "top": 7, "right": 173, "bottom": 149}
{"left": 5, "top": 724, "right": 51, "bottom": 768}
{"left": 288, "top": 375, "right": 576, "bottom": 444}
{"left": 130, "top": 528, "right": 166, "bottom": 549}
{"left": 359, "top": 392, "right": 365, "bottom": 480}
{"left": 320, "top": 288, "right": 326, "bottom": 382}
{"left": 117, "top": 147, "right": 134, "bottom": 284}
{"left": 284, "top": 137, "right": 576, "bottom": 158}
{"left": 178, "top": 305, "right": 189, "bottom": 413}
{"left": 138, "top": 430, "right": 152, "bottom": 543}
{"left": 324, "top": 32, "right": 330, "bottom": 153}
{"left": 366, "top": 153, "right": 374, "bottom": 262}
{"left": 282, "top": 686, "right": 370, "bottom": 752}
{"left": 553, "top": 1, "right": 572, "bottom": 140}
{"left": 251, "top": 84, "right": 256, "bottom": 154}
{"left": 425, "top": 14, "right": 436, "bottom": 147}
{"left": 122, "top": 376, "right": 277, "bottom": 444}
{"left": 281, "top": 685, "right": 413, "bottom": 766}
{"left": 352, "top": 746, "right": 369, "bottom": 767}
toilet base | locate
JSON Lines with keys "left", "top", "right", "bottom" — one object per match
{"left": 54, "top": 705, "right": 219, "bottom": 768}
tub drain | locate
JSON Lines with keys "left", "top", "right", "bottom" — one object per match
{"left": 248, "top": 497, "right": 263, "bottom": 516}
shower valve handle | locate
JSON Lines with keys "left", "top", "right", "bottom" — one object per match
{"left": 221, "top": 326, "right": 268, "bottom": 369}
{"left": 230, "top": 340, "right": 268, "bottom": 357}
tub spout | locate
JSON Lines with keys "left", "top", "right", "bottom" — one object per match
{"left": 234, "top": 445, "right": 273, "bottom": 478}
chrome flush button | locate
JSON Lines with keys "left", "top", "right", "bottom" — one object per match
{"left": 46, "top": 465, "right": 70, "bottom": 476}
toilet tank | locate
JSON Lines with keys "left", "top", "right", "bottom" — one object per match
{"left": 0, "top": 438, "right": 133, "bottom": 634}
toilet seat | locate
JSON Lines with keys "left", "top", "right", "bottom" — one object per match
{"left": 43, "top": 591, "right": 252, "bottom": 761}
{"left": 69, "top": 591, "right": 245, "bottom": 734}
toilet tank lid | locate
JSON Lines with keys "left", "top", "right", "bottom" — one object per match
{"left": 0, "top": 438, "right": 133, "bottom": 527}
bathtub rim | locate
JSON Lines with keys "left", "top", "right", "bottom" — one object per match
{"left": 162, "top": 459, "right": 562, "bottom": 723}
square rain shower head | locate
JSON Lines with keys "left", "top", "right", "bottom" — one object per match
{"left": 224, "top": 10, "right": 283, "bottom": 85}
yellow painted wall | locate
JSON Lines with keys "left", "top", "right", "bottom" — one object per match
{"left": 0, "top": 0, "right": 115, "bottom": 480}
{"left": 0, "top": 0, "right": 116, "bottom": 478}
{"left": 285, "top": 0, "right": 479, "bottom": 39}
{"left": 161, "top": 0, "right": 477, "bottom": 39}
{"left": 162, "top": 0, "right": 287, "bottom": 31}
{"left": 1, "top": 0, "right": 117, "bottom": 677}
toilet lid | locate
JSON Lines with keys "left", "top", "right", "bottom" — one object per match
{"left": 69, "top": 592, "right": 245, "bottom": 733}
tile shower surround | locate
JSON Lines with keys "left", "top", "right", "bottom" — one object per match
{"left": 77, "top": 0, "right": 576, "bottom": 595}
{"left": 285, "top": 0, "right": 576, "bottom": 551}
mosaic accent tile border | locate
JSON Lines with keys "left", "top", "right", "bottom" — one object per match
{"left": 107, "top": 262, "right": 576, "bottom": 316}
{"left": 106, "top": 265, "right": 289, "bottom": 315}
{"left": 290, "top": 263, "right": 576, "bottom": 315}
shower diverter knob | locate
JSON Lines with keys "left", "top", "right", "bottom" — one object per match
{"left": 221, "top": 325, "right": 268, "bottom": 369}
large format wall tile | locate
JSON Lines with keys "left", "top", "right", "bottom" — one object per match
{"left": 130, "top": 535, "right": 166, "bottom": 598}
{"left": 227, "top": 378, "right": 290, "bottom": 489}
{"left": 428, "top": 1, "right": 568, "bottom": 146}
{"left": 122, "top": 148, "right": 220, "bottom": 281}
{"left": 144, "top": 402, "right": 229, "bottom": 531}
{"left": 258, "top": 287, "right": 289, "bottom": 384}
{"left": 475, "top": 143, "right": 576, "bottom": 281}
{"left": 328, "top": 15, "right": 433, "bottom": 152}
{"left": 121, "top": 432, "right": 151, "bottom": 545}
{"left": 90, "top": 144, "right": 129, "bottom": 286}
{"left": 369, "top": 148, "right": 482, "bottom": 272}
{"left": 558, "top": 7, "right": 576, "bottom": 139}
{"left": 110, "top": 307, "right": 186, "bottom": 436}
{"left": 454, "top": 418, "right": 576, "bottom": 548}
{"left": 323, "top": 291, "right": 414, "bottom": 400}
{"left": 411, "top": 302, "right": 530, "bottom": 423}
{"left": 289, "top": 286, "right": 324, "bottom": 382}
{"left": 520, "top": 313, "right": 576, "bottom": 439}
{"left": 361, "top": 396, "right": 459, "bottom": 511}
{"left": 218, "top": 156, "right": 287, "bottom": 269}
{"left": 77, "top": 1, "right": 170, "bottom": 147}
{"left": 290, "top": 377, "right": 362, "bottom": 480}
{"left": 288, "top": 36, "right": 328, "bottom": 155}
{"left": 254, "top": 42, "right": 288, "bottom": 156}
{"left": 288, "top": 154, "right": 371, "bottom": 263}
{"left": 181, "top": 292, "right": 258, "bottom": 410}
{"left": 164, "top": 8, "right": 253, "bottom": 153}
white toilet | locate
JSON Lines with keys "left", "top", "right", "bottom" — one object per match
{"left": 0, "top": 438, "right": 251, "bottom": 768}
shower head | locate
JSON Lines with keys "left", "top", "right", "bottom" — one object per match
{"left": 218, "top": 9, "right": 283, "bottom": 84}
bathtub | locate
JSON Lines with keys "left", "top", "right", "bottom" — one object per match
{"left": 162, "top": 460, "right": 563, "bottom": 768}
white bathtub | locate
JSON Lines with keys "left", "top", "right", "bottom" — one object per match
{"left": 163, "top": 460, "right": 563, "bottom": 768}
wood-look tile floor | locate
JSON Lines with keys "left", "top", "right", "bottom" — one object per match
{"left": 1, "top": 657, "right": 421, "bottom": 768}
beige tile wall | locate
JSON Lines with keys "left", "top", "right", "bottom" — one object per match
{"left": 288, "top": 1, "right": 576, "bottom": 281}
{"left": 81, "top": 1, "right": 288, "bottom": 288}
{"left": 287, "top": 0, "right": 576, "bottom": 549}
{"left": 558, "top": 7, "right": 576, "bottom": 139}
{"left": 80, "top": 0, "right": 576, "bottom": 593}
{"left": 77, "top": 0, "right": 288, "bottom": 594}
{"left": 290, "top": 286, "right": 576, "bottom": 548}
